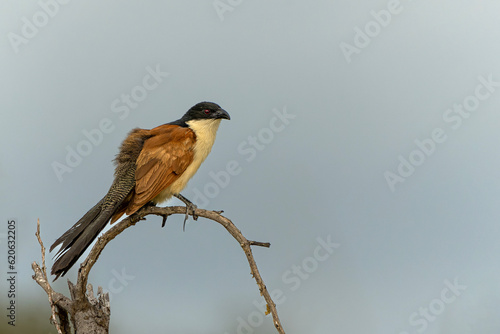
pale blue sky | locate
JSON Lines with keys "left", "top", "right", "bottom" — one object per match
{"left": 2, "top": 1, "right": 500, "bottom": 333}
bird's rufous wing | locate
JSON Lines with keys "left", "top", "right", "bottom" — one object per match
{"left": 125, "top": 124, "right": 196, "bottom": 214}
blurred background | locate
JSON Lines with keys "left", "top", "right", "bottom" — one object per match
{"left": 1, "top": 1, "right": 500, "bottom": 333}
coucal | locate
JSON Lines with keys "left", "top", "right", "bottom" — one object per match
{"left": 50, "top": 102, "right": 230, "bottom": 279}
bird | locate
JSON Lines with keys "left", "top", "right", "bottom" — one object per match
{"left": 50, "top": 101, "right": 230, "bottom": 280}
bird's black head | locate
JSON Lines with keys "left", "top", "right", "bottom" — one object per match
{"left": 182, "top": 102, "right": 230, "bottom": 122}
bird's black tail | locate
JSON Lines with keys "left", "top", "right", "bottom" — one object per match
{"left": 50, "top": 136, "right": 139, "bottom": 280}
{"left": 50, "top": 198, "right": 116, "bottom": 280}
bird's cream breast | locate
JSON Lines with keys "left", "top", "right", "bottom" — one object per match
{"left": 152, "top": 118, "right": 222, "bottom": 203}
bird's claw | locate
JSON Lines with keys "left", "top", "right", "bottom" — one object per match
{"left": 182, "top": 202, "right": 197, "bottom": 231}
{"left": 174, "top": 193, "right": 198, "bottom": 231}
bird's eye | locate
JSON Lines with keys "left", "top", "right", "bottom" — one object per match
{"left": 203, "top": 109, "right": 210, "bottom": 115}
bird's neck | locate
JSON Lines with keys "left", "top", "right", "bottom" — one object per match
{"left": 186, "top": 119, "right": 222, "bottom": 157}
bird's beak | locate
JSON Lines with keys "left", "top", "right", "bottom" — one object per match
{"left": 215, "top": 108, "right": 230, "bottom": 120}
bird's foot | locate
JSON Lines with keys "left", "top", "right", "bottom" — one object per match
{"left": 141, "top": 201, "right": 167, "bottom": 227}
{"left": 174, "top": 194, "right": 198, "bottom": 231}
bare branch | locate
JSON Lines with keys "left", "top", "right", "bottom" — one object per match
{"left": 34, "top": 206, "right": 286, "bottom": 334}
{"left": 77, "top": 205, "right": 286, "bottom": 333}
{"left": 32, "top": 218, "right": 67, "bottom": 334}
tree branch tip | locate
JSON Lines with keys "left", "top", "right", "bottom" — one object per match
{"left": 249, "top": 240, "right": 271, "bottom": 248}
